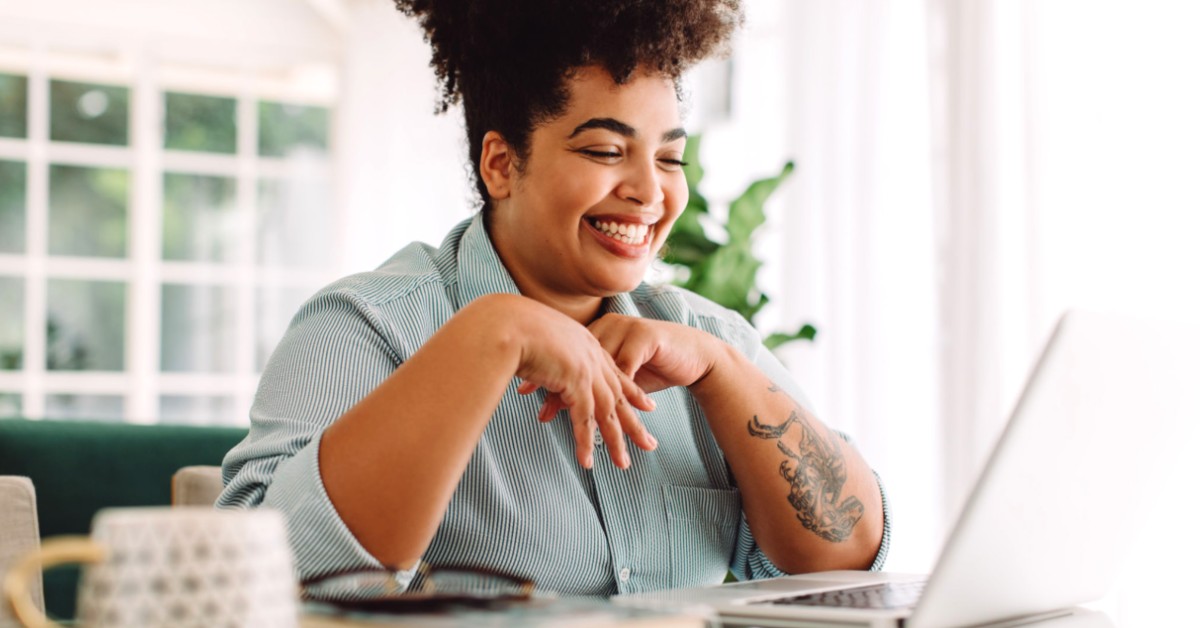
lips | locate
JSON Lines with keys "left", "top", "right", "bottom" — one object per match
{"left": 583, "top": 216, "right": 657, "bottom": 258}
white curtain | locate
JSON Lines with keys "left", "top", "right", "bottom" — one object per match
{"left": 705, "top": 0, "right": 1200, "bottom": 619}
{"left": 700, "top": 0, "right": 943, "bottom": 572}
{"left": 703, "top": 0, "right": 1200, "bottom": 587}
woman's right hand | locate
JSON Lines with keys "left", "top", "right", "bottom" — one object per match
{"left": 496, "top": 295, "right": 658, "bottom": 469}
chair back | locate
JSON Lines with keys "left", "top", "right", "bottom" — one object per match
{"left": 0, "top": 476, "right": 43, "bottom": 628}
{"left": 171, "top": 465, "right": 225, "bottom": 507}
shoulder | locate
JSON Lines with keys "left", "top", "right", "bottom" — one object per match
{"left": 309, "top": 217, "right": 473, "bottom": 312}
{"left": 326, "top": 242, "right": 445, "bottom": 307}
{"left": 629, "top": 283, "right": 761, "bottom": 356}
{"left": 289, "top": 222, "right": 474, "bottom": 350}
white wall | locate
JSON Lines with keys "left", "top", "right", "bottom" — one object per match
{"left": 0, "top": 0, "right": 339, "bottom": 67}
{"left": 337, "top": 0, "right": 473, "bottom": 275}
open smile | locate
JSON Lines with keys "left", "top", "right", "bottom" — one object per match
{"left": 583, "top": 217, "right": 656, "bottom": 258}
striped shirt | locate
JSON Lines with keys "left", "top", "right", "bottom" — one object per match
{"left": 218, "top": 213, "right": 890, "bottom": 596}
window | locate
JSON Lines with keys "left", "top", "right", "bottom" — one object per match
{"left": 0, "top": 48, "right": 337, "bottom": 425}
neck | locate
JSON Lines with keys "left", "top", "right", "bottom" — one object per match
{"left": 511, "top": 276, "right": 604, "bottom": 325}
{"left": 486, "top": 219, "right": 605, "bottom": 325}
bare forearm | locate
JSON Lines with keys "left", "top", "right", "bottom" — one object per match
{"left": 690, "top": 344, "right": 884, "bottom": 573}
{"left": 318, "top": 294, "right": 523, "bottom": 569}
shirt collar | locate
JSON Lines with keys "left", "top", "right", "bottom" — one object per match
{"left": 453, "top": 212, "right": 523, "bottom": 309}
{"left": 602, "top": 289, "right": 642, "bottom": 319}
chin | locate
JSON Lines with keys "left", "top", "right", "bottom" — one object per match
{"left": 583, "top": 259, "right": 652, "bottom": 296}
{"left": 609, "top": 277, "right": 646, "bottom": 295}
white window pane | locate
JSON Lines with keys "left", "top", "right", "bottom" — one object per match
{"left": 45, "top": 394, "right": 124, "bottom": 421}
{"left": 0, "top": 277, "right": 21, "bottom": 370}
{"left": 160, "top": 283, "right": 237, "bottom": 373}
{"left": 164, "top": 91, "right": 237, "bottom": 154}
{"left": 162, "top": 172, "right": 238, "bottom": 262}
{"left": 160, "top": 395, "right": 236, "bottom": 425}
{"left": 0, "top": 393, "right": 20, "bottom": 418}
{"left": 46, "top": 279, "right": 126, "bottom": 371}
{"left": 48, "top": 164, "right": 129, "bottom": 258}
{"left": 258, "top": 101, "right": 328, "bottom": 157}
{"left": 49, "top": 79, "right": 129, "bottom": 146}
{"left": 0, "top": 159, "right": 25, "bottom": 253}
{"left": 0, "top": 73, "right": 27, "bottom": 139}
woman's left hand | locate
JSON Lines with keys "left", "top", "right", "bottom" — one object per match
{"left": 518, "top": 314, "right": 726, "bottom": 417}
{"left": 589, "top": 314, "right": 726, "bottom": 392}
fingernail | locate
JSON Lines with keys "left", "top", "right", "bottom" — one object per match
{"left": 646, "top": 396, "right": 656, "bottom": 409}
{"left": 585, "top": 453, "right": 594, "bottom": 469}
{"left": 648, "top": 434, "right": 658, "bottom": 449}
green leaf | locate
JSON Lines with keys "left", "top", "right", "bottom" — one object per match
{"left": 686, "top": 188, "right": 709, "bottom": 214}
{"left": 667, "top": 140, "right": 818, "bottom": 348}
{"left": 763, "top": 323, "right": 818, "bottom": 350}
{"left": 683, "top": 135, "right": 705, "bottom": 188}
{"left": 686, "top": 242, "right": 762, "bottom": 316}
{"left": 664, "top": 199, "right": 719, "bottom": 266}
{"left": 727, "top": 161, "right": 795, "bottom": 244}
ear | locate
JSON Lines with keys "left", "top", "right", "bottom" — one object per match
{"left": 479, "top": 130, "right": 514, "bottom": 200}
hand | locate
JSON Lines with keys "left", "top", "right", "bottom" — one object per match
{"left": 525, "top": 314, "right": 724, "bottom": 427}
{"left": 507, "top": 299, "right": 658, "bottom": 470}
{"left": 588, "top": 314, "right": 725, "bottom": 392}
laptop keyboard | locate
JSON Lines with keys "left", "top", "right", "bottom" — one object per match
{"left": 758, "top": 581, "right": 926, "bottom": 610}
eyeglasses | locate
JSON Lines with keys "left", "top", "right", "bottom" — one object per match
{"left": 301, "top": 563, "right": 536, "bottom": 613}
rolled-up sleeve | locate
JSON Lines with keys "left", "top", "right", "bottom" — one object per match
{"left": 217, "top": 288, "right": 417, "bottom": 587}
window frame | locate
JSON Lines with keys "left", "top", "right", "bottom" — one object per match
{"left": 0, "top": 42, "right": 341, "bottom": 425}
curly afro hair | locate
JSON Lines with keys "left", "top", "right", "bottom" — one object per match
{"left": 393, "top": 0, "right": 743, "bottom": 209}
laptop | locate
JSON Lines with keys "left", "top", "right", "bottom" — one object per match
{"left": 615, "top": 309, "right": 1200, "bottom": 627}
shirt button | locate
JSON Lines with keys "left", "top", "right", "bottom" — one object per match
{"left": 594, "top": 430, "right": 604, "bottom": 445}
{"left": 618, "top": 567, "right": 631, "bottom": 582}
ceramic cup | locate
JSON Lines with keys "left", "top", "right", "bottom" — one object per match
{"left": 3, "top": 507, "right": 298, "bottom": 628}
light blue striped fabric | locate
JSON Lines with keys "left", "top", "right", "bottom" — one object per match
{"left": 218, "top": 213, "right": 890, "bottom": 596}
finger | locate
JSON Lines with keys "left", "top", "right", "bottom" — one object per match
{"left": 517, "top": 380, "right": 539, "bottom": 395}
{"left": 620, "top": 370, "right": 657, "bottom": 412}
{"left": 566, "top": 390, "right": 595, "bottom": 469}
{"left": 587, "top": 316, "right": 623, "bottom": 355}
{"left": 538, "top": 393, "right": 566, "bottom": 422}
{"left": 615, "top": 391, "right": 657, "bottom": 452}
{"left": 589, "top": 317, "right": 643, "bottom": 377}
{"left": 595, "top": 373, "right": 631, "bottom": 469}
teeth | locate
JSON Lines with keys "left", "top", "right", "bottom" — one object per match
{"left": 592, "top": 219, "right": 649, "bottom": 245}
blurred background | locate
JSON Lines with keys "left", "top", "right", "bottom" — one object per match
{"left": 0, "top": 0, "right": 1197, "bottom": 622}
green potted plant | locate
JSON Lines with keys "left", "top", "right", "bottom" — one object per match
{"left": 663, "top": 135, "right": 816, "bottom": 350}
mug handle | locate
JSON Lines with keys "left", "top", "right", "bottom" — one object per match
{"left": 3, "top": 537, "right": 107, "bottom": 628}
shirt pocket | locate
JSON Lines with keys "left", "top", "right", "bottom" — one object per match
{"left": 662, "top": 484, "right": 742, "bottom": 588}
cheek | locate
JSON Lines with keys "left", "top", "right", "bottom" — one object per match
{"left": 660, "top": 178, "right": 690, "bottom": 226}
{"left": 530, "top": 169, "right": 601, "bottom": 222}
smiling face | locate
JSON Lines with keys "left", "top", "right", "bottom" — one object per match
{"left": 483, "top": 66, "right": 689, "bottom": 321}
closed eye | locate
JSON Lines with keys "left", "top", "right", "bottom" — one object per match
{"left": 578, "top": 149, "right": 621, "bottom": 160}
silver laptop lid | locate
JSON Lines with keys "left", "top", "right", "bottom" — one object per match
{"left": 909, "top": 310, "right": 1200, "bottom": 628}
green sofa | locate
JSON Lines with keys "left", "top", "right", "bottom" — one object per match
{"left": 0, "top": 418, "right": 247, "bottom": 621}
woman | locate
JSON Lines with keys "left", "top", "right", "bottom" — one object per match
{"left": 220, "top": 0, "right": 888, "bottom": 596}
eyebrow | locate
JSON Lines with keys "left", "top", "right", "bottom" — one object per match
{"left": 568, "top": 117, "right": 687, "bottom": 144}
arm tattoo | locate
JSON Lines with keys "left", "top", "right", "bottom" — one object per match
{"left": 747, "top": 389, "right": 865, "bottom": 543}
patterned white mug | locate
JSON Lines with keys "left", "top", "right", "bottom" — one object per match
{"left": 3, "top": 507, "right": 298, "bottom": 628}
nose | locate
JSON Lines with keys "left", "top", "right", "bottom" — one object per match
{"left": 616, "top": 155, "right": 665, "bottom": 208}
